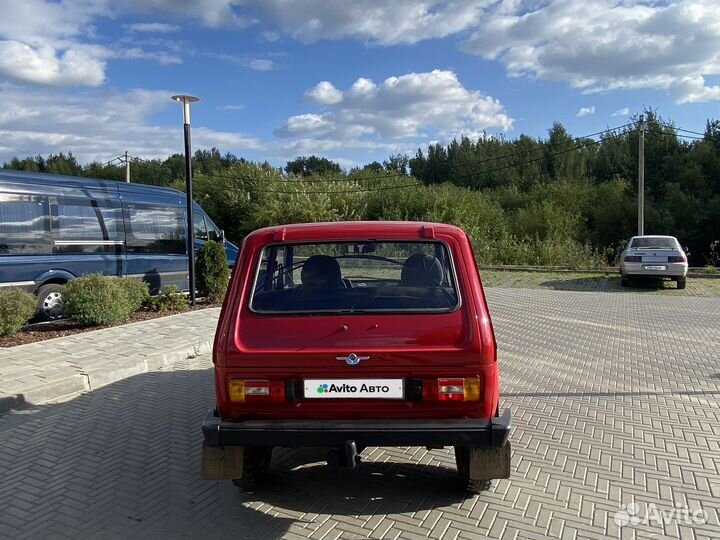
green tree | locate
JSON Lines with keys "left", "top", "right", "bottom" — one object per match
{"left": 285, "top": 155, "right": 342, "bottom": 176}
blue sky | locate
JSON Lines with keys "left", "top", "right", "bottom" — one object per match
{"left": 1, "top": 0, "right": 719, "bottom": 169}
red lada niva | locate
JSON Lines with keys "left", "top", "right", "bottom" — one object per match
{"left": 202, "top": 221, "right": 511, "bottom": 493}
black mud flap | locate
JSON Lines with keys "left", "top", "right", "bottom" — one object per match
{"left": 468, "top": 442, "right": 512, "bottom": 480}
{"left": 201, "top": 442, "right": 245, "bottom": 480}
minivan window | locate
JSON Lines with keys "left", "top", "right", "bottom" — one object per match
{"left": 193, "top": 212, "right": 208, "bottom": 241}
{"left": 52, "top": 198, "right": 124, "bottom": 253}
{"left": 251, "top": 241, "right": 459, "bottom": 313}
{"left": 125, "top": 204, "right": 185, "bottom": 254}
{"left": 207, "top": 219, "right": 223, "bottom": 242}
{"left": 0, "top": 193, "right": 51, "bottom": 254}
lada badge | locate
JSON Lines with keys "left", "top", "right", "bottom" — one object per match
{"left": 336, "top": 353, "right": 369, "bottom": 366}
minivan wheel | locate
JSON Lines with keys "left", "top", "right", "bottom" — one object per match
{"left": 35, "top": 284, "right": 65, "bottom": 321}
{"left": 454, "top": 446, "right": 492, "bottom": 494}
{"left": 232, "top": 447, "right": 273, "bottom": 491}
{"left": 676, "top": 276, "right": 687, "bottom": 290}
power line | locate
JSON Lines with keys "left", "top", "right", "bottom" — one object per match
{"left": 128, "top": 120, "right": 709, "bottom": 195}
{"left": 674, "top": 127, "right": 707, "bottom": 137}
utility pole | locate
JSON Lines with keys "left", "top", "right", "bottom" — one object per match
{"left": 125, "top": 151, "right": 130, "bottom": 183}
{"left": 638, "top": 115, "right": 645, "bottom": 235}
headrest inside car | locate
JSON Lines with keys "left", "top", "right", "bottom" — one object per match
{"left": 400, "top": 253, "right": 444, "bottom": 287}
{"left": 301, "top": 255, "right": 343, "bottom": 288}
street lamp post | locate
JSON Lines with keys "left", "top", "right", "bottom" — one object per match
{"left": 171, "top": 94, "right": 200, "bottom": 306}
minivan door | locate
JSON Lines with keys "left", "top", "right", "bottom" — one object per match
{"left": 122, "top": 198, "right": 188, "bottom": 293}
{"left": 49, "top": 195, "right": 126, "bottom": 279}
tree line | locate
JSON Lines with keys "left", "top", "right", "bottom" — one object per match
{"left": 4, "top": 111, "right": 719, "bottom": 267}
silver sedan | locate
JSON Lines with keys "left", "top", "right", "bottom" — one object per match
{"left": 620, "top": 235, "right": 688, "bottom": 289}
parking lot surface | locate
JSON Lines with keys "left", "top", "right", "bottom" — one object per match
{"left": 1, "top": 288, "right": 718, "bottom": 540}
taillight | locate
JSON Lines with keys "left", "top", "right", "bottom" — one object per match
{"left": 668, "top": 255, "right": 686, "bottom": 263}
{"left": 228, "top": 379, "right": 285, "bottom": 403}
{"left": 624, "top": 256, "right": 642, "bottom": 262}
{"left": 422, "top": 377, "right": 481, "bottom": 402}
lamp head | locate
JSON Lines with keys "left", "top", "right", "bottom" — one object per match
{"left": 171, "top": 95, "right": 200, "bottom": 124}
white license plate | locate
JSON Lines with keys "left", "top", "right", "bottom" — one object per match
{"left": 304, "top": 379, "right": 404, "bottom": 399}
{"left": 644, "top": 265, "right": 667, "bottom": 270}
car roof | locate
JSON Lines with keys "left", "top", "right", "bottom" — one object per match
{"left": 630, "top": 235, "right": 678, "bottom": 239}
{"left": 0, "top": 169, "right": 183, "bottom": 197}
{"left": 247, "top": 221, "right": 466, "bottom": 242}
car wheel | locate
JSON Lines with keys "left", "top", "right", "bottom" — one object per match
{"left": 35, "top": 284, "right": 65, "bottom": 321}
{"left": 454, "top": 446, "right": 492, "bottom": 494}
{"left": 620, "top": 277, "right": 630, "bottom": 287}
{"left": 676, "top": 276, "right": 687, "bottom": 290}
{"left": 232, "top": 447, "right": 273, "bottom": 491}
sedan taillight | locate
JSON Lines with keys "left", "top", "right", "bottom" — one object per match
{"left": 423, "top": 377, "right": 481, "bottom": 402}
{"left": 228, "top": 379, "right": 286, "bottom": 402}
{"left": 668, "top": 255, "right": 686, "bottom": 263}
{"left": 624, "top": 256, "right": 642, "bottom": 262}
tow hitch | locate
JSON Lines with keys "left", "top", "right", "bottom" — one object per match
{"left": 326, "top": 440, "right": 361, "bottom": 469}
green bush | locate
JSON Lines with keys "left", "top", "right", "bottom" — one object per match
{"left": 62, "top": 274, "right": 139, "bottom": 326}
{"left": 148, "top": 285, "right": 189, "bottom": 312}
{"left": 115, "top": 278, "right": 150, "bottom": 310}
{"left": 196, "top": 241, "right": 230, "bottom": 303}
{"left": 0, "top": 289, "right": 36, "bottom": 336}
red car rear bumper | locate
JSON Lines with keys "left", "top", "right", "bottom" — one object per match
{"left": 201, "top": 408, "right": 511, "bottom": 448}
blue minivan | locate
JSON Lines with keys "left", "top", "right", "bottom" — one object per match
{"left": 0, "top": 169, "right": 238, "bottom": 320}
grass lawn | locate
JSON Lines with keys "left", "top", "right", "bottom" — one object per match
{"left": 479, "top": 270, "right": 720, "bottom": 297}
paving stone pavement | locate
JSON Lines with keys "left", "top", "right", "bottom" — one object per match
{"left": 0, "top": 308, "right": 220, "bottom": 409}
{"left": 0, "top": 288, "right": 718, "bottom": 540}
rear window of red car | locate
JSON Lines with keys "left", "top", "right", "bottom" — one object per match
{"left": 250, "top": 241, "right": 460, "bottom": 313}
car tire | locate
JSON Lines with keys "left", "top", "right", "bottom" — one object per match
{"left": 232, "top": 447, "right": 273, "bottom": 491}
{"left": 454, "top": 446, "right": 492, "bottom": 494}
{"left": 35, "top": 283, "right": 65, "bottom": 321}
{"left": 676, "top": 276, "right": 687, "bottom": 290}
{"left": 620, "top": 277, "right": 630, "bottom": 287}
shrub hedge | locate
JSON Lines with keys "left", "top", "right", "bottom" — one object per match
{"left": 62, "top": 274, "right": 148, "bottom": 326}
{"left": 196, "top": 240, "right": 230, "bottom": 303}
{"left": 147, "top": 285, "right": 189, "bottom": 312}
{"left": 0, "top": 289, "right": 36, "bottom": 336}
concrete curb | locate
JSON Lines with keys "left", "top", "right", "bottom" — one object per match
{"left": 0, "top": 339, "right": 212, "bottom": 414}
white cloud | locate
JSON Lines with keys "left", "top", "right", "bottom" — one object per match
{"left": 217, "top": 104, "right": 245, "bottom": 111}
{"left": 0, "top": 1, "right": 191, "bottom": 87}
{"left": 612, "top": 107, "right": 630, "bottom": 117}
{"left": 207, "top": 53, "right": 276, "bottom": 71}
{"left": 261, "top": 31, "right": 280, "bottom": 43}
{"left": 669, "top": 75, "right": 720, "bottom": 104}
{"left": 0, "top": 86, "right": 263, "bottom": 164}
{"left": 115, "top": 47, "right": 181, "bottom": 65}
{"left": 304, "top": 81, "right": 344, "bottom": 105}
{"left": 0, "top": 0, "right": 104, "bottom": 43}
{"left": 576, "top": 106, "right": 596, "bottom": 118}
{"left": 275, "top": 70, "right": 512, "bottom": 154}
{"left": 0, "top": 42, "right": 106, "bottom": 86}
{"left": 249, "top": 58, "right": 274, "bottom": 71}
{"left": 247, "top": 0, "right": 491, "bottom": 45}
{"left": 460, "top": 0, "right": 720, "bottom": 104}
{"left": 126, "top": 22, "right": 181, "bottom": 33}
{"left": 121, "top": 0, "right": 252, "bottom": 29}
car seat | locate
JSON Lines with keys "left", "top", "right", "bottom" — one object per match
{"left": 400, "top": 253, "right": 444, "bottom": 287}
{"left": 301, "top": 255, "right": 343, "bottom": 288}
